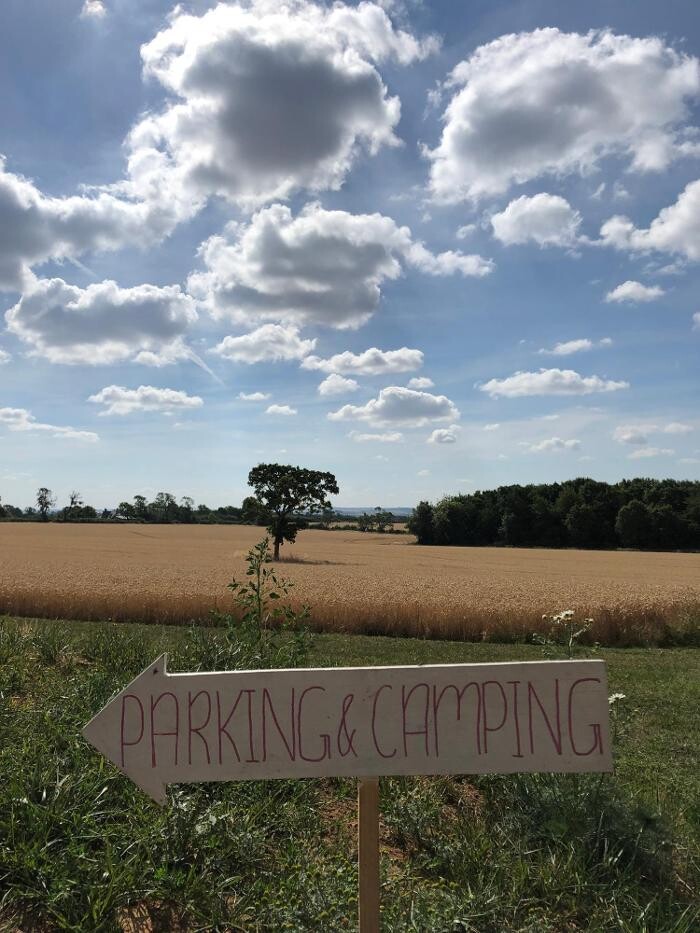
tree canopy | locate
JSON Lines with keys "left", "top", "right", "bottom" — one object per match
{"left": 408, "top": 478, "right": 700, "bottom": 551}
{"left": 247, "top": 463, "right": 339, "bottom": 558}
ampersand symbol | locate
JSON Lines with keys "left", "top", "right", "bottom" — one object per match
{"left": 337, "top": 693, "right": 358, "bottom": 757}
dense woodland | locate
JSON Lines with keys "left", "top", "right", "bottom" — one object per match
{"left": 407, "top": 478, "right": 700, "bottom": 551}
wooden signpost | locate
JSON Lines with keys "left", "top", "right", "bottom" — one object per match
{"left": 83, "top": 657, "right": 612, "bottom": 931}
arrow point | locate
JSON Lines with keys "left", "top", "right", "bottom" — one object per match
{"left": 82, "top": 653, "right": 170, "bottom": 803}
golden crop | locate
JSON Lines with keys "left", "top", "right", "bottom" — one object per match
{"left": 1, "top": 523, "right": 698, "bottom": 645}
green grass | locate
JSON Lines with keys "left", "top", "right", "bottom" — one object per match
{"left": 0, "top": 616, "right": 698, "bottom": 932}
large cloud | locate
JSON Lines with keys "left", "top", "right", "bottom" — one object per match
{"left": 479, "top": 368, "right": 629, "bottom": 398}
{"left": 328, "top": 386, "right": 460, "bottom": 427}
{"left": 0, "top": 406, "right": 98, "bottom": 442}
{"left": 127, "top": 1, "right": 436, "bottom": 208}
{"left": 0, "top": 2, "right": 436, "bottom": 292}
{"left": 426, "top": 28, "right": 700, "bottom": 201}
{"left": 210, "top": 324, "right": 315, "bottom": 364}
{"left": 301, "top": 346, "right": 423, "bottom": 376}
{"left": 491, "top": 194, "right": 582, "bottom": 247}
{"left": 0, "top": 159, "right": 177, "bottom": 292}
{"left": 5, "top": 278, "right": 197, "bottom": 365}
{"left": 88, "top": 385, "right": 203, "bottom": 416}
{"left": 600, "top": 179, "right": 700, "bottom": 261}
{"left": 188, "top": 203, "right": 492, "bottom": 329}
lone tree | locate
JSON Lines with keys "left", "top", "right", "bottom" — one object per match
{"left": 36, "top": 487, "right": 56, "bottom": 521}
{"left": 247, "top": 463, "right": 339, "bottom": 559}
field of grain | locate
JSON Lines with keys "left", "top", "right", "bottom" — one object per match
{"left": 1, "top": 523, "right": 698, "bottom": 644}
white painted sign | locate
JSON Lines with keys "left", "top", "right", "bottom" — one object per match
{"left": 82, "top": 656, "right": 612, "bottom": 803}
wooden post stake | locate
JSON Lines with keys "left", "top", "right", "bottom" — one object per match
{"left": 358, "top": 777, "right": 380, "bottom": 933}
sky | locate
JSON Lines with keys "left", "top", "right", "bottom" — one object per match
{"left": 1, "top": 0, "right": 699, "bottom": 510}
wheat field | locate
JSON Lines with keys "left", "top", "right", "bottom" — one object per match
{"left": 1, "top": 523, "right": 698, "bottom": 644}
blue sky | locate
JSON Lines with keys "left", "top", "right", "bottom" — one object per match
{"left": 1, "top": 0, "right": 699, "bottom": 509}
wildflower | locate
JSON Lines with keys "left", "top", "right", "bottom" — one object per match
{"left": 608, "top": 692, "right": 626, "bottom": 705}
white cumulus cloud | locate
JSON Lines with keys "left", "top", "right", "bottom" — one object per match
{"left": 238, "top": 391, "right": 270, "bottom": 401}
{"left": 480, "top": 368, "right": 629, "bottom": 398}
{"left": 88, "top": 385, "right": 203, "bottom": 417}
{"left": 600, "top": 179, "right": 700, "bottom": 261}
{"left": 491, "top": 194, "right": 582, "bottom": 247}
{"left": 427, "top": 424, "right": 460, "bottom": 444}
{"left": 526, "top": 437, "right": 581, "bottom": 452}
{"left": 613, "top": 425, "right": 650, "bottom": 445}
{"left": 127, "top": 1, "right": 436, "bottom": 209}
{"left": 328, "top": 386, "right": 460, "bottom": 427}
{"left": 302, "top": 346, "right": 423, "bottom": 376}
{"left": 605, "top": 281, "right": 665, "bottom": 303}
{"left": 456, "top": 223, "right": 477, "bottom": 239}
{"left": 266, "top": 404, "right": 297, "bottom": 416}
{"left": 0, "top": 407, "right": 98, "bottom": 442}
{"left": 0, "top": 158, "right": 178, "bottom": 291}
{"left": 426, "top": 28, "right": 700, "bottom": 201}
{"left": 0, "top": 349, "right": 10, "bottom": 365}
{"left": 539, "top": 337, "right": 612, "bottom": 355}
{"left": 188, "top": 203, "right": 492, "bottom": 330}
{"left": 5, "top": 277, "right": 197, "bottom": 365}
{"left": 80, "top": 1, "right": 106, "bottom": 18}
{"left": 318, "top": 373, "right": 359, "bottom": 396}
{"left": 406, "top": 242, "right": 494, "bottom": 277}
{"left": 211, "top": 324, "right": 315, "bottom": 364}
{"left": 407, "top": 376, "right": 434, "bottom": 389}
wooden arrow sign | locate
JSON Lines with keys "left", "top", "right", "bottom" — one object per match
{"left": 82, "top": 656, "right": 612, "bottom": 802}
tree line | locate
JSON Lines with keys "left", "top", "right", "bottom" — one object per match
{"left": 407, "top": 478, "right": 700, "bottom": 551}
{"left": 0, "top": 489, "right": 249, "bottom": 524}
{"left": 0, "top": 473, "right": 401, "bottom": 542}
{"left": 0, "top": 466, "right": 344, "bottom": 558}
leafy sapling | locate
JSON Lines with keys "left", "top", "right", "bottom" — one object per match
{"left": 225, "top": 537, "right": 312, "bottom": 669}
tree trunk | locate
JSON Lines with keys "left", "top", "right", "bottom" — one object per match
{"left": 273, "top": 536, "right": 281, "bottom": 560}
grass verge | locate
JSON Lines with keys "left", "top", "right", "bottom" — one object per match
{"left": 0, "top": 616, "right": 698, "bottom": 931}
